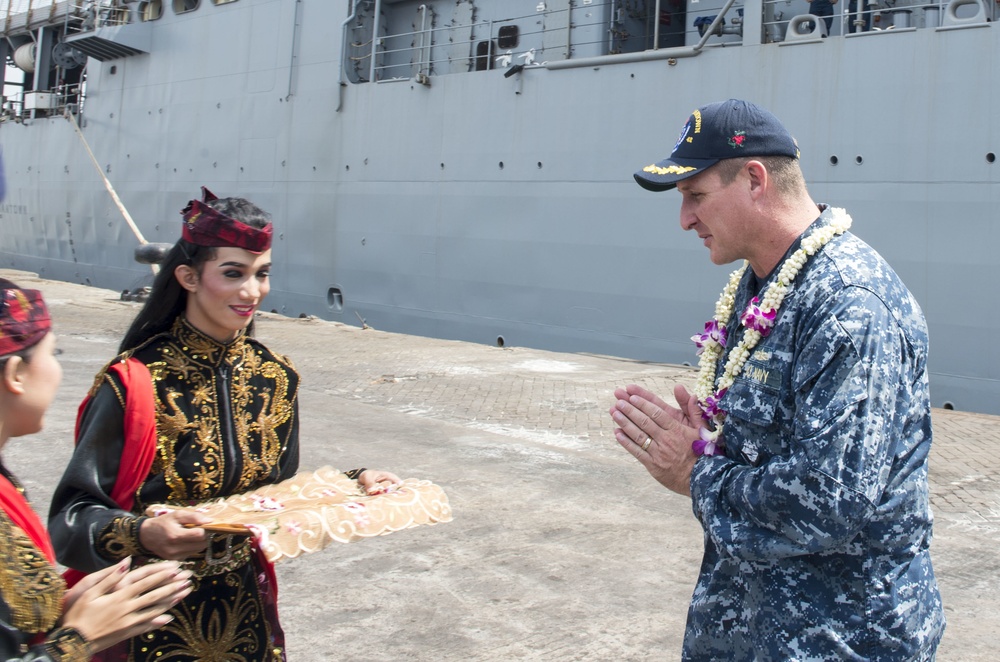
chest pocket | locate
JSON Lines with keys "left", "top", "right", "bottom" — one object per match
{"left": 721, "top": 353, "right": 791, "bottom": 464}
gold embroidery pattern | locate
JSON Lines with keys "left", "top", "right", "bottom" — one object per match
{"left": 44, "top": 626, "right": 95, "bottom": 661}
{"left": 135, "top": 317, "right": 298, "bottom": 507}
{"left": 643, "top": 163, "right": 697, "bottom": 176}
{"left": 105, "top": 372, "right": 127, "bottom": 409}
{"left": 97, "top": 515, "right": 144, "bottom": 561}
{"left": 134, "top": 569, "right": 273, "bottom": 661}
{"left": 134, "top": 536, "right": 253, "bottom": 578}
{"left": 0, "top": 511, "right": 65, "bottom": 634}
{"left": 230, "top": 345, "right": 293, "bottom": 492}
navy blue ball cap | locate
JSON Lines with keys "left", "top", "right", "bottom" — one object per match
{"left": 634, "top": 99, "right": 800, "bottom": 192}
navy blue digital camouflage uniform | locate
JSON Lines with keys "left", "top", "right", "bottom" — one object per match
{"left": 687, "top": 206, "right": 945, "bottom": 660}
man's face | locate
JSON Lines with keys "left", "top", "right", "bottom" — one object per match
{"left": 675, "top": 165, "right": 749, "bottom": 266}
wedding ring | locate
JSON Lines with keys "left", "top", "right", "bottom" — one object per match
{"left": 640, "top": 436, "right": 652, "bottom": 451}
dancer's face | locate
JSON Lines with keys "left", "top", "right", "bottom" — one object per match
{"left": 177, "top": 247, "right": 272, "bottom": 343}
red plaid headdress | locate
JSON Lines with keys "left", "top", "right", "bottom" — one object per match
{"left": 181, "top": 187, "right": 272, "bottom": 253}
{"left": 0, "top": 281, "right": 51, "bottom": 356}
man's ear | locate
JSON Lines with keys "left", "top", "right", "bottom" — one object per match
{"left": 745, "top": 160, "right": 768, "bottom": 200}
{"left": 174, "top": 264, "right": 199, "bottom": 293}
{"left": 1, "top": 356, "right": 26, "bottom": 395}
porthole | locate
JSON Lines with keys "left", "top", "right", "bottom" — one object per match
{"left": 327, "top": 287, "right": 344, "bottom": 312}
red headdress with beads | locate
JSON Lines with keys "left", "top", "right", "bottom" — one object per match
{"left": 180, "top": 186, "right": 272, "bottom": 253}
{"left": 0, "top": 281, "right": 51, "bottom": 357}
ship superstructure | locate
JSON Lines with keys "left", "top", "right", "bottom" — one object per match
{"left": 1, "top": 0, "right": 998, "bottom": 412}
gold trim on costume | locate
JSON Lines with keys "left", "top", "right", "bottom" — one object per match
{"left": 0, "top": 512, "right": 65, "bottom": 634}
{"left": 44, "top": 626, "right": 95, "bottom": 661}
{"left": 98, "top": 515, "right": 144, "bottom": 561}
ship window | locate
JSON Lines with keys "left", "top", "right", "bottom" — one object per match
{"left": 139, "top": 0, "right": 163, "bottom": 21}
{"left": 173, "top": 0, "right": 200, "bottom": 14}
{"left": 475, "top": 41, "right": 495, "bottom": 71}
{"left": 497, "top": 25, "right": 519, "bottom": 49}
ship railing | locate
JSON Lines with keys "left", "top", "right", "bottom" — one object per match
{"left": 763, "top": 0, "right": 990, "bottom": 40}
{"left": 54, "top": 81, "right": 85, "bottom": 115}
{"left": 66, "top": 0, "right": 131, "bottom": 32}
{"left": 0, "top": 81, "right": 85, "bottom": 120}
{"left": 344, "top": 0, "right": 991, "bottom": 84}
{"left": 0, "top": 97, "right": 25, "bottom": 123}
{"left": 347, "top": 0, "right": 727, "bottom": 83}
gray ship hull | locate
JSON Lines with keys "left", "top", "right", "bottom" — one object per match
{"left": 1, "top": 0, "right": 997, "bottom": 412}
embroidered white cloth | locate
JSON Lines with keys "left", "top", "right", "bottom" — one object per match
{"left": 145, "top": 466, "right": 453, "bottom": 563}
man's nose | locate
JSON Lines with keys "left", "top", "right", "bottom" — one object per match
{"left": 679, "top": 205, "right": 697, "bottom": 231}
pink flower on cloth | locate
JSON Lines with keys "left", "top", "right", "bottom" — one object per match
{"left": 740, "top": 297, "right": 776, "bottom": 336}
{"left": 691, "top": 320, "right": 728, "bottom": 355}
{"left": 251, "top": 495, "right": 285, "bottom": 511}
{"left": 284, "top": 520, "right": 303, "bottom": 535}
{"left": 344, "top": 501, "right": 370, "bottom": 527}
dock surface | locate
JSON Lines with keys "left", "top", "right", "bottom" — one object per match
{"left": 3, "top": 268, "right": 996, "bottom": 661}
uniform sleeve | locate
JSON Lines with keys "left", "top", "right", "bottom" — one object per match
{"left": 690, "top": 288, "right": 912, "bottom": 561}
{"left": 47, "top": 377, "right": 146, "bottom": 573}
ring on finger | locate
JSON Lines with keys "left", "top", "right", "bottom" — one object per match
{"left": 640, "top": 436, "right": 652, "bottom": 452}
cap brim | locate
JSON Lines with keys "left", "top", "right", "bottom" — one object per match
{"left": 633, "top": 156, "right": 721, "bottom": 192}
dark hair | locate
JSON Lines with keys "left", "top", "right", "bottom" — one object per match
{"left": 0, "top": 347, "right": 34, "bottom": 370}
{"left": 117, "top": 197, "right": 272, "bottom": 354}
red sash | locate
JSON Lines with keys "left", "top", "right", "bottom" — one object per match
{"left": 0, "top": 473, "right": 56, "bottom": 564}
{"left": 64, "top": 358, "right": 157, "bottom": 588}
{"left": 98, "top": 359, "right": 158, "bottom": 511}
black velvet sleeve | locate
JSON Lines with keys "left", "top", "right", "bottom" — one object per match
{"left": 0, "top": 607, "right": 92, "bottom": 662}
{"left": 277, "top": 394, "right": 300, "bottom": 481}
{"left": 47, "top": 376, "right": 144, "bottom": 573}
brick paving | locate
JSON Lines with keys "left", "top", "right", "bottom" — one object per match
{"left": 3, "top": 268, "right": 997, "bottom": 661}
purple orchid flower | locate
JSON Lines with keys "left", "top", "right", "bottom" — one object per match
{"left": 700, "top": 388, "right": 728, "bottom": 421}
{"left": 691, "top": 320, "right": 728, "bottom": 355}
{"left": 740, "top": 297, "right": 776, "bottom": 336}
{"left": 692, "top": 426, "right": 724, "bottom": 456}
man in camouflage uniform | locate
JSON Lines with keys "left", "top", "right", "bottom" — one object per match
{"left": 610, "top": 99, "right": 945, "bottom": 660}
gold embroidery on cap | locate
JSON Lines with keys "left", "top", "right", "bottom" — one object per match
{"left": 643, "top": 164, "right": 697, "bottom": 176}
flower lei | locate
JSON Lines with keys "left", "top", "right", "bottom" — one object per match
{"left": 690, "top": 208, "right": 852, "bottom": 456}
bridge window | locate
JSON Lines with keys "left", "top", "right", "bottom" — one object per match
{"left": 173, "top": 0, "right": 200, "bottom": 14}
{"left": 139, "top": 0, "right": 163, "bottom": 21}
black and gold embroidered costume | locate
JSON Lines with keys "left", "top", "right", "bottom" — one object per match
{"left": 0, "top": 468, "right": 92, "bottom": 662}
{"left": 48, "top": 318, "right": 299, "bottom": 662}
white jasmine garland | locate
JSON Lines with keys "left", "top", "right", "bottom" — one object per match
{"left": 691, "top": 208, "right": 852, "bottom": 456}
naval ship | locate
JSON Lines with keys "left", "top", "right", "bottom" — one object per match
{"left": 1, "top": 0, "right": 997, "bottom": 413}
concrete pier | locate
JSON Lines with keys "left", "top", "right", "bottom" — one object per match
{"left": 3, "top": 269, "right": 995, "bottom": 661}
